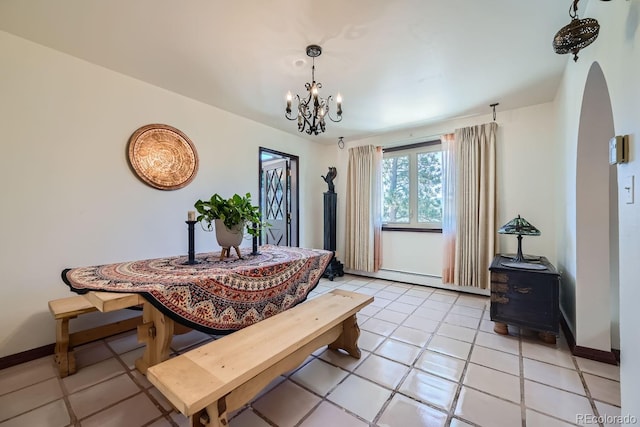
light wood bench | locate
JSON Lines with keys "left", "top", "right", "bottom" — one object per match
{"left": 48, "top": 295, "right": 142, "bottom": 377}
{"left": 147, "top": 289, "right": 373, "bottom": 427}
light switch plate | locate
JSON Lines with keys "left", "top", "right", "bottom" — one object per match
{"left": 623, "top": 175, "right": 634, "bottom": 204}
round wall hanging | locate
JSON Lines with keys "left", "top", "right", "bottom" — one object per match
{"left": 127, "top": 124, "right": 198, "bottom": 190}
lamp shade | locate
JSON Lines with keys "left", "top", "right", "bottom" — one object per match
{"left": 498, "top": 215, "right": 540, "bottom": 236}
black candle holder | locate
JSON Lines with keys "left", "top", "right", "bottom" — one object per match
{"left": 251, "top": 222, "right": 260, "bottom": 256}
{"left": 184, "top": 220, "right": 200, "bottom": 265}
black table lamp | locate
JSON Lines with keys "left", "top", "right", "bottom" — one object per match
{"left": 498, "top": 215, "right": 540, "bottom": 263}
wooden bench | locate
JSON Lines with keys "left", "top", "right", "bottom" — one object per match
{"left": 48, "top": 295, "right": 142, "bottom": 377}
{"left": 147, "top": 289, "right": 373, "bottom": 427}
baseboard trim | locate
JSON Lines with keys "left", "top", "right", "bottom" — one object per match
{"left": 0, "top": 343, "right": 55, "bottom": 371}
{"left": 560, "top": 314, "right": 618, "bottom": 365}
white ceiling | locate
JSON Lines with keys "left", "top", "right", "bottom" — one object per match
{"left": 0, "top": 0, "right": 576, "bottom": 144}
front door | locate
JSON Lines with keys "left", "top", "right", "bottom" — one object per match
{"left": 263, "top": 158, "right": 290, "bottom": 246}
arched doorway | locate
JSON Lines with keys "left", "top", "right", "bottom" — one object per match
{"left": 575, "top": 62, "right": 619, "bottom": 354}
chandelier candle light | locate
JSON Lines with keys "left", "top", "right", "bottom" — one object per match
{"left": 285, "top": 45, "right": 342, "bottom": 135}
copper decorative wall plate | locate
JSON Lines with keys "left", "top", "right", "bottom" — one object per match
{"left": 127, "top": 124, "right": 198, "bottom": 190}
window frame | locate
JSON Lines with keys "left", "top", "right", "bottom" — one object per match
{"left": 382, "top": 139, "right": 443, "bottom": 233}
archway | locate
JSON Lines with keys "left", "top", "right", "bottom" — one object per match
{"left": 575, "top": 62, "right": 619, "bottom": 353}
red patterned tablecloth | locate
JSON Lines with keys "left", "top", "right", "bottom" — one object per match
{"left": 62, "top": 245, "right": 332, "bottom": 334}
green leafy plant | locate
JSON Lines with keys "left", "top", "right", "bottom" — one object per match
{"left": 194, "top": 193, "right": 266, "bottom": 237}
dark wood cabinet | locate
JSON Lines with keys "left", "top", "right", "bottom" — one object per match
{"left": 489, "top": 255, "right": 560, "bottom": 343}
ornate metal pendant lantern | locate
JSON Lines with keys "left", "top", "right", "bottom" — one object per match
{"left": 553, "top": 0, "right": 600, "bottom": 62}
{"left": 285, "top": 45, "right": 342, "bottom": 135}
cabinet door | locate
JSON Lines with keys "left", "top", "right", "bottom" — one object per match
{"left": 491, "top": 271, "right": 559, "bottom": 333}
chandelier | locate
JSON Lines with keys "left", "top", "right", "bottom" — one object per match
{"left": 553, "top": 0, "right": 600, "bottom": 62}
{"left": 285, "top": 45, "right": 342, "bottom": 135}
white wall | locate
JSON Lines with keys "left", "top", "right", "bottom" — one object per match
{"left": 553, "top": 1, "right": 640, "bottom": 418}
{"left": 0, "top": 31, "right": 329, "bottom": 357}
{"left": 334, "top": 102, "right": 558, "bottom": 292}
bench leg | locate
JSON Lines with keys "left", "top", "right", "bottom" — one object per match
{"left": 136, "top": 302, "right": 175, "bottom": 374}
{"left": 191, "top": 399, "right": 228, "bottom": 427}
{"left": 328, "top": 314, "right": 362, "bottom": 359}
{"left": 54, "top": 317, "right": 76, "bottom": 378}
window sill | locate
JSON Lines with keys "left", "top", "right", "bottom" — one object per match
{"left": 382, "top": 226, "right": 442, "bottom": 233}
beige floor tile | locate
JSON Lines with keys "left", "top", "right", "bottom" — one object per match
{"left": 386, "top": 301, "right": 418, "bottom": 314}
{"left": 523, "top": 358, "right": 585, "bottom": 395}
{"left": 444, "top": 313, "right": 480, "bottom": 329}
{"left": 396, "top": 294, "right": 426, "bottom": 306}
{"left": 0, "top": 398, "right": 69, "bottom": 427}
{"left": 399, "top": 369, "right": 457, "bottom": 411}
{"left": 420, "top": 300, "right": 453, "bottom": 312}
{"left": 327, "top": 375, "right": 391, "bottom": 422}
{"left": 105, "top": 331, "right": 144, "bottom": 354}
{"left": 478, "top": 319, "right": 497, "bottom": 333}
{"left": 373, "top": 308, "right": 409, "bottom": 325}
{"left": 455, "top": 296, "right": 489, "bottom": 310}
{"left": 427, "top": 335, "right": 472, "bottom": 360}
{"left": 369, "top": 297, "right": 392, "bottom": 308}
{"left": 449, "top": 417, "right": 475, "bottom": 427}
{"left": 413, "top": 306, "right": 448, "bottom": 321}
{"left": 449, "top": 305, "right": 484, "bottom": 319}
{"left": 576, "top": 358, "right": 620, "bottom": 381}
{"left": 429, "top": 293, "right": 458, "bottom": 303}
{"left": 252, "top": 380, "right": 320, "bottom": 426}
{"left": 118, "top": 347, "right": 145, "bottom": 370}
{"left": 62, "top": 357, "right": 125, "bottom": 394}
{"left": 521, "top": 340, "right": 574, "bottom": 369}
{"left": 405, "top": 288, "right": 434, "bottom": 298}
{"left": 463, "top": 363, "right": 521, "bottom": 404}
{"left": 359, "top": 304, "right": 381, "bottom": 317}
{"left": 469, "top": 345, "right": 519, "bottom": 376}
{"left": 525, "top": 379, "right": 593, "bottom": 423}
{"left": 0, "top": 377, "right": 63, "bottom": 422}
{"left": 375, "top": 339, "right": 420, "bottom": 365}
{"left": 358, "top": 330, "right": 386, "bottom": 352}
{"left": 583, "top": 373, "right": 621, "bottom": 406}
{"left": 290, "top": 359, "right": 348, "bottom": 396}
{"left": 375, "top": 290, "right": 401, "bottom": 301}
{"left": 377, "top": 394, "right": 448, "bottom": 427}
{"left": 0, "top": 357, "right": 57, "bottom": 395}
{"left": 74, "top": 341, "right": 114, "bottom": 369}
{"left": 80, "top": 392, "right": 162, "bottom": 427}
{"left": 318, "top": 348, "right": 369, "bottom": 371}
{"left": 526, "top": 409, "right": 579, "bottom": 427}
{"left": 436, "top": 323, "right": 476, "bottom": 343}
{"left": 361, "top": 317, "right": 397, "bottom": 336}
{"left": 68, "top": 374, "right": 140, "bottom": 419}
{"left": 455, "top": 386, "right": 522, "bottom": 427}
{"left": 337, "top": 283, "right": 361, "bottom": 292}
{"left": 229, "top": 408, "right": 272, "bottom": 427}
{"left": 389, "top": 326, "right": 431, "bottom": 347}
{"left": 594, "top": 401, "right": 622, "bottom": 427}
{"left": 299, "top": 401, "right": 368, "bottom": 427}
{"left": 475, "top": 331, "right": 520, "bottom": 355}
{"left": 169, "top": 329, "right": 212, "bottom": 352}
{"left": 402, "top": 314, "right": 440, "bottom": 332}
{"left": 415, "top": 350, "right": 466, "bottom": 382}
{"left": 384, "top": 284, "right": 410, "bottom": 294}
{"left": 354, "top": 354, "right": 410, "bottom": 389}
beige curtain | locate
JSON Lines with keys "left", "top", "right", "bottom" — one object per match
{"left": 441, "top": 133, "right": 456, "bottom": 283}
{"left": 454, "top": 122, "right": 498, "bottom": 289}
{"left": 345, "top": 145, "right": 382, "bottom": 272}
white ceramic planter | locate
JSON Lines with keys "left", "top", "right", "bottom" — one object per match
{"left": 214, "top": 219, "right": 244, "bottom": 249}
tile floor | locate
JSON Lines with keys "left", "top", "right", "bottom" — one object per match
{"left": 0, "top": 275, "right": 622, "bottom": 426}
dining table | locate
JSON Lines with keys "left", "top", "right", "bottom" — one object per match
{"left": 61, "top": 245, "right": 333, "bottom": 373}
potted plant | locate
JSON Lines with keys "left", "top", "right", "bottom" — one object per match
{"left": 194, "top": 193, "right": 265, "bottom": 258}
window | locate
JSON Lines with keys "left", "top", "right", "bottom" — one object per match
{"left": 382, "top": 140, "right": 442, "bottom": 230}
